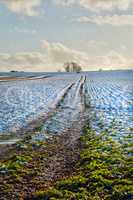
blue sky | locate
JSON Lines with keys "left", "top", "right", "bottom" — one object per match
{"left": 0, "top": 0, "right": 133, "bottom": 72}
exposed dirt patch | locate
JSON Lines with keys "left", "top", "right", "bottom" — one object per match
{"left": 0, "top": 130, "right": 82, "bottom": 200}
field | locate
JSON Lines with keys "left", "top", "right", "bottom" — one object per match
{"left": 0, "top": 70, "right": 133, "bottom": 199}
{"left": 0, "top": 70, "right": 132, "bottom": 143}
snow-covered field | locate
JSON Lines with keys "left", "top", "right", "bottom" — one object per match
{"left": 0, "top": 70, "right": 132, "bottom": 143}
{"left": 86, "top": 70, "right": 133, "bottom": 140}
{"left": 0, "top": 74, "right": 78, "bottom": 134}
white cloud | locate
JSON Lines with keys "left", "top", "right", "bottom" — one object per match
{"left": 41, "top": 40, "right": 89, "bottom": 66}
{"left": 0, "top": 52, "right": 48, "bottom": 71}
{"left": 54, "top": 0, "right": 133, "bottom": 11}
{"left": 1, "top": 0, "right": 133, "bottom": 16}
{"left": 101, "top": 51, "right": 127, "bottom": 67}
{"left": 0, "top": 41, "right": 132, "bottom": 72}
{"left": 0, "top": 0, "right": 43, "bottom": 16}
{"left": 77, "top": 15, "right": 133, "bottom": 26}
{"left": 84, "top": 50, "right": 133, "bottom": 70}
{"left": 0, "top": 41, "right": 89, "bottom": 71}
{"left": 39, "top": 41, "right": 133, "bottom": 70}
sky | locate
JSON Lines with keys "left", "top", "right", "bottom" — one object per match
{"left": 0, "top": 0, "right": 133, "bottom": 72}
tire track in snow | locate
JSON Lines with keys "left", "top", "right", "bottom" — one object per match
{"left": 15, "top": 82, "right": 75, "bottom": 137}
{"left": 33, "top": 76, "right": 87, "bottom": 144}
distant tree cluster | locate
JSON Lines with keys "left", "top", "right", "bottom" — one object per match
{"left": 64, "top": 62, "right": 82, "bottom": 73}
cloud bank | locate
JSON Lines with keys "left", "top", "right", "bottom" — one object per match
{"left": 1, "top": 0, "right": 133, "bottom": 16}
{"left": 0, "top": 40, "right": 132, "bottom": 72}
{"left": 55, "top": 0, "right": 133, "bottom": 11}
{"left": 41, "top": 40, "right": 88, "bottom": 66}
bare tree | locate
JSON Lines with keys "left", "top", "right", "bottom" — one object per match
{"left": 64, "top": 62, "right": 71, "bottom": 72}
{"left": 64, "top": 62, "right": 82, "bottom": 72}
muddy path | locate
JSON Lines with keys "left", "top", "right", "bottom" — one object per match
{"left": 0, "top": 131, "right": 82, "bottom": 200}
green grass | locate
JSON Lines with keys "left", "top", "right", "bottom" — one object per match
{"left": 34, "top": 126, "right": 133, "bottom": 200}
{"left": 0, "top": 124, "right": 132, "bottom": 199}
